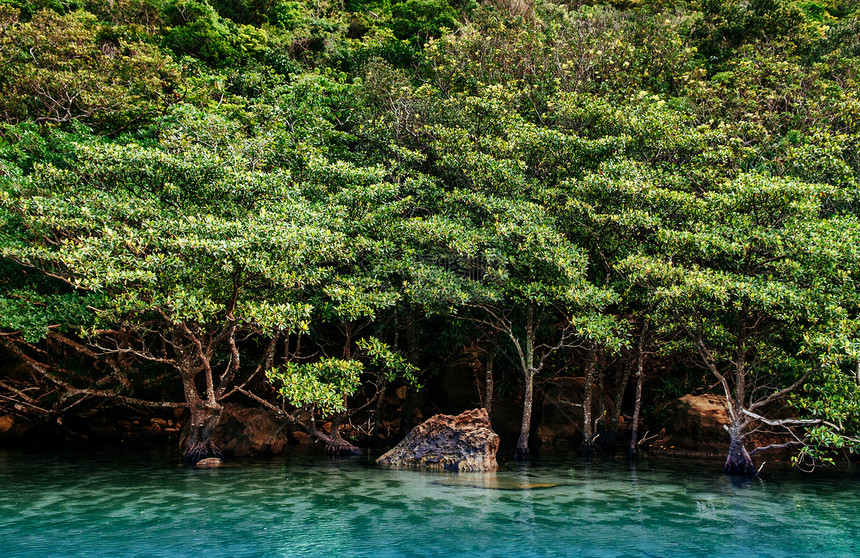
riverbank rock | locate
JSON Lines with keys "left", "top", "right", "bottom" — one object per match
{"left": 655, "top": 394, "right": 731, "bottom": 456}
{"left": 0, "top": 414, "right": 36, "bottom": 444}
{"left": 195, "top": 457, "right": 223, "bottom": 468}
{"left": 377, "top": 408, "right": 499, "bottom": 472}
{"left": 0, "top": 414, "right": 13, "bottom": 434}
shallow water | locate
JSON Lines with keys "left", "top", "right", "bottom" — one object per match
{"left": 1, "top": 447, "right": 858, "bottom": 557}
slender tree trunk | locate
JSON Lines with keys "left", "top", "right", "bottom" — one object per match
{"left": 628, "top": 341, "right": 645, "bottom": 460}
{"left": 580, "top": 348, "right": 597, "bottom": 457}
{"left": 607, "top": 364, "right": 630, "bottom": 455}
{"left": 485, "top": 347, "right": 496, "bottom": 415}
{"left": 515, "top": 369, "right": 535, "bottom": 461}
{"left": 515, "top": 302, "right": 536, "bottom": 461}
{"left": 723, "top": 420, "right": 755, "bottom": 476}
{"left": 595, "top": 356, "right": 606, "bottom": 449}
{"left": 370, "top": 379, "right": 388, "bottom": 446}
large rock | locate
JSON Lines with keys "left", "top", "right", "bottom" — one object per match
{"left": 0, "top": 413, "right": 35, "bottom": 445}
{"left": 663, "top": 394, "right": 731, "bottom": 454}
{"left": 0, "top": 415, "right": 13, "bottom": 434}
{"left": 377, "top": 408, "right": 499, "bottom": 472}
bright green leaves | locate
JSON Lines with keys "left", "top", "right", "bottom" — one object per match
{"left": 0, "top": 8, "right": 180, "bottom": 132}
{"left": 620, "top": 168, "right": 860, "bottom": 448}
{"left": 390, "top": 0, "right": 458, "bottom": 43}
{"left": 165, "top": 0, "right": 270, "bottom": 67}
{"left": 268, "top": 358, "right": 364, "bottom": 416}
{"left": 0, "top": 276, "right": 100, "bottom": 342}
{"left": 0, "top": 114, "right": 350, "bottom": 330}
{"left": 267, "top": 336, "right": 418, "bottom": 416}
{"left": 356, "top": 336, "right": 418, "bottom": 385}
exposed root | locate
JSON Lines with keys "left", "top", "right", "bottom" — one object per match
{"left": 579, "top": 439, "right": 595, "bottom": 459}
{"left": 184, "top": 439, "right": 222, "bottom": 466}
{"left": 723, "top": 433, "right": 756, "bottom": 476}
{"left": 326, "top": 441, "right": 363, "bottom": 456}
{"left": 514, "top": 446, "right": 531, "bottom": 461}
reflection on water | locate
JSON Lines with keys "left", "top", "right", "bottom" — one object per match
{"left": 433, "top": 476, "right": 562, "bottom": 490}
{"left": 1, "top": 447, "right": 858, "bottom": 557}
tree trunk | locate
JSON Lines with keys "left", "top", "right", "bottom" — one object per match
{"left": 607, "top": 364, "right": 630, "bottom": 455}
{"left": 184, "top": 401, "right": 223, "bottom": 465}
{"left": 515, "top": 369, "right": 535, "bottom": 461}
{"left": 580, "top": 348, "right": 597, "bottom": 457}
{"left": 723, "top": 421, "right": 755, "bottom": 476}
{"left": 370, "top": 379, "right": 388, "bottom": 446}
{"left": 243, "top": 395, "right": 363, "bottom": 456}
{"left": 308, "top": 412, "right": 362, "bottom": 456}
{"left": 515, "top": 303, "right": 536, "bottom": 461}
{"left": 485, "top": 348, "right": 495, "bottom": 415}
{"left": 628, "top": 332, "right": 646, "bottom": 460}
{"left": 595, "top": 357, "right": 606, "bottom": 450}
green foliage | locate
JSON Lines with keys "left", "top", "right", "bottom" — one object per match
{"left": 0, "top": 259, "right": 101, "bottom": 342}
{"left": 0, "top": 121, "right": 97, "bottom": 173}
{"left": 164, "top": 0, "right": 269, "bottom": 66}
{"left": 2, "top": 0, "right": 860, "bottom": 465}
{"left": 267, "top": 337, "right": 418, "bottom": 416}
{"left": 356, "top": 336, "right": 419, "bottom": 385}
{"left": 390, "top": 0, "right": 458, "bottom": 42}
{"left": 82, "top": 0, "right": 166, "bottom": 31}
{"left": 267, "top": 0, "right": 304, "bottom": 30}
{"left": 0, "top": 0, "right": 83, "bottom": 19}
{"left": 0, "top": 8, "right": 180, "bottom": 132}
{"left": 268, "top": 358, "right": 364, "bottom": 415}
{"left": 692, "top": 0, "right": 817, "bottom": 66}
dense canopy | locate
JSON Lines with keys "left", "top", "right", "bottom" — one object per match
{"left": 1, "top": 0, "right": 859, "bottom": 471}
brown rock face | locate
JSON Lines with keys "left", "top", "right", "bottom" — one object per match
{"left": 0, "top": 415, "right": 13, "bottom": 434}
{"left": 659, "top": 394, "right": 796, "bottom": 459}
{"left": 377, "top": 408, "right": 499, "bottom": 472}
{"left": 0, "top": 413, "right": 33, "bottom": 444}
{"left": 668, "top": 394, "right": 731, "bottom": 454}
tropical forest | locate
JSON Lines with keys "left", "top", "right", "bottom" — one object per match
{"left": 1, "top": 0, "right": 860, "bottom": 555}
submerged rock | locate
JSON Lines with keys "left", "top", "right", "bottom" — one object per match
{"left": 377, "top": 408, "right": 499, "bottom": 472}
{"left": 434, "top": 478, "right": 562, "bottom": 490}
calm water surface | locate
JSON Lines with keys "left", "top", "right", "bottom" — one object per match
{"left": 1, "top": 447, "right": 858, "bottom": 557}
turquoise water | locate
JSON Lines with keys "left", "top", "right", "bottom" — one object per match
{"left": 1, "top": 448, "right": 858, "bottom": 557}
